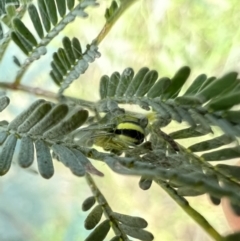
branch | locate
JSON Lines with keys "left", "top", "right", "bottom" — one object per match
{"left": 0, "top": 82, "right": 57, "bottom": 99}
{"left": 93, "top": 0, "right": 139, "bottom": 46}
{"left": 155, "top": 179, "right": 224, "bottom": 241}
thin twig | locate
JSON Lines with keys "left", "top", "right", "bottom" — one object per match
{"left": 0, "top": 82, "right": 57, "bottom": 99}
{"left": 93, "top": 0, "right": 139, "bottom": 46}
{"left": 155, "top": 179, "right": 224, "bottom": 241}
{"left": 85, "top": 173, "right": 130, "bottom": 241}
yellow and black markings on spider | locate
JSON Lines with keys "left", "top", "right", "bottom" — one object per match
{"left": 92, "top": 114, "right": 148, "bottom": 153}
{"left": 90, "top": 111, "right": 179, "bottom": 153}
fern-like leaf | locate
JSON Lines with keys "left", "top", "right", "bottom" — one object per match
{"left": 83, "top": 173, "right": 153, "bottom": 241}
{"left": 11, "top": 0, "right": 98, "bottom": 82}
{"left": 0, "top": 99, "right": 104, "bottom": 178}
{"left": 49, "top": 38, "right": 101, "bottom": 94}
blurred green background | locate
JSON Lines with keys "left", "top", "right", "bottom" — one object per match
{"left": 1, "top": 0, "right": 240, "bottom": 240}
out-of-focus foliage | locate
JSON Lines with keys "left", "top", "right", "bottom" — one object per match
{"left": 1, "top": 0, "right": 240, "bottom": 241}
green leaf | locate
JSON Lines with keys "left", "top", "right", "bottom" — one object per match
{"left": 8, "top": 99, "right": 45, "bottom": 130}
{"left": 84, "top": 219, "right": 110, "bottom": 241}
{"left": 71, "top": 149, "right": 104, "bottom": 177}
{"left": 51, "top": 61, "right": 65, "bottom": 79}
{"left": 0, "top": 134, "right": 17, "bottom": 176}
{"left": 161, "top": 102, "right": 182, "bottom": 122}
{"left": 17, "top": 102, "right": 52, "bottom": 133}
{"left": 183, "top": 74, "right": 207, "bottom": 95}
{"left": 13, "top": 55, "right": 21, "bottom": 67}
{"left": 5, "top": 3, "right": 16, "bottom": 18}
{"left": 223, "top": 110, "right": 240, "bottom": 124}
{"left": 139, "top": 177, "right": 152, "bottom": 190}
{"left": 67, "top": 0, "right": 74, "bottom": 10}
{"left": 125, "top": 67, "right": 149, "bottom": 97}
{"left": 189, "top": 109, "right": 212, "bottom": 133}
{"left": 52, "top": 144, "right": 85, "bottom": 176}
{"left": 84, "top": 205, "right": 103, "bottom": 230}
{"left": 149, "top": 102, "right": 171, "bottom": 119}
{"left": 11, "top": 31, "right": 32, "bottom": 55}
{"left": 0, "top": 131, "right": 8, "bottom": 144}
{"left": 18, "top": 136, "right": 34, "bottom": 168}
{"left": 198, "top": 76, "right": 216, "bottom": 92}
{"left": 135, "top": 70, "right": 158, "bottom": 97}
{"left": 35, "top": 139, "right": 54, "bottom": 179}
{"left": 209, "top": 194, "right": 221, "bottom": 206}
{"left": 205, "top": 174, "right": 221, "bottom": 205}
{"left": 28, "top": 4, "right": 44, "bottom": 39}
{"left": 43, "top": 109, "right": 88, "bottom": 139}
{"left": 147, "top": 77, "right": 171, "bottom": 98}
{"left": 220, "top": 78, "right": 240, "bottom": 96}
{"left": 82, "top": 196, "right": 96, "bottom": 211}
{"left": 162, "top": 66, "right": 191, "bottom": 100}
{"left": 29, "top": 104, "right": 69, "bottom": 135}
{"left": 50, "top": 70, "right": 62, "bottom": 86}
{"left": 0, "top": 23, "right": 3, "bottom": 39}
{"left": 112, "top": 212, "right": 148, "bottom": 228}
{"left": 58, "top": 47, "right": 71, "bottom": 70}
{"left": 201, "top": 147, "right": 240, "bottom": 161}
{"left": 206, "top": 91, "right": 240, "bottom": 111}
{"left": 109, "top": 1, "right": 118, "bottom": 16}
{"left": 105, "top": 0, "right": 118, "bottom": 21}
{"left": 0, "top": 96, "right": 10, "bottom": 112}
{"left": 177, "top": 186, "right": 205, "bottom": 196}
{"left": 44, "top": 0, "right": 58, "bottom": 25}
{"left": 62, "top": 36, "right": 75, "bottom": 65}
{"left": 115, "top": 68, "right": 134, "bottom": 97}
{"left": 174, "top": 107, "right": 195, "bottom": 126}
{"left": 188, "top": 134, "right": 234, "bottom": 152}
{"left": 170, "top": 126, "right": 210, "bottom": 139}
{"left": 120, "top": 223, "right": 154, "bottom": 241}
{"left": 52, "top": 52, "right": 67, "bottom": 76}
{"left": 216, "top": 164, "right": 240, "bottom": 181}
{"left": 196, "top": 72, "right": 238, "bottom": 103}
{"left": 107, "top": 72, "right": 120, "bottom": 97}
{"left": 174, "top": 96, "right": 202, "bottom": 106}
{"left": 205, "top": 114, "right": 239, "bottom": 137}
{"left": 13, "top": 17, "right": 38, "bottom": 47}
{"left": 99, "top": 75, "right": 109, "bottom": 99}
{"left": 38, "top": 0, "right": 51, "bottom": 32}
{"left": 72, "top": 37, "right": 82, "bottom": 59}
{"left": 56, "top": 0, "right": 66, "bottom": 17}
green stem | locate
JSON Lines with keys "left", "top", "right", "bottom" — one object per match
{"left": 93, "top": 0, "right": 139, "bottom": 46}
{"left": 155, "top": 179, "right": 224, "bottom": 241}
{"left": 85, "top": 173, "right": 130, "bottom": 241}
